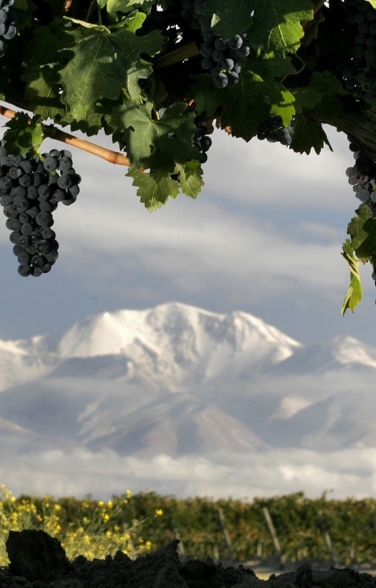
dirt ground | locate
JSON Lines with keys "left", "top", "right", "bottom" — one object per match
{"left": 3, "top": 530, "right": 376, "bottom": 588}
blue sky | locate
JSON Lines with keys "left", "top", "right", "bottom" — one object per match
{"left": 0, "top": 121, "right": 375, "bottom": 346}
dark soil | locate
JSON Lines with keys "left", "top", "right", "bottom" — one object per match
{"left": 1, "top": 530, "right": 376, "bottom": 588}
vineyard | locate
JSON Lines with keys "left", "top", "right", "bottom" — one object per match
{"left": 1, "top": 487, "right": 376, "bottom": 568}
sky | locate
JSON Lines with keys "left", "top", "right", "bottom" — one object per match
{"left": 3, "top": 447, "right": 376, "bottom": 501}
{"left": 1, "top": 116, "right": 376, "bottom": 502}
{"left": 0, "top": 119, "right": 375, "bottom": 347}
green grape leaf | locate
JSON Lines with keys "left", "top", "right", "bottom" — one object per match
{"left": 112, "top": 102, "right": 200, "bottom": 174}
{"left": 341, "top": 240, "right": 363, "bottom": 315}
{"left": 21, "top": 23, "right": 73, "bottom": 121}
{"left": 203, "top": 0, "right": 313, "bottom": 53}
{"left": 347, "top": 205, "right": 376, "bottom": 262}
{"left": 127, "top": 166, "right": 180, "bottom": 210}
{"left": 290, "top": 116, "right": 332, "bottom": 155}
{"left": 176, "top": 160, "right": 204, "bottom": 199}
{"left": 106, "top": 0, "right": 149, "bottom": 20}
{"left": 293, "top": 86, "right": 324, "bottom": 113}
{"left": 58, "top": 24, "right": 163, "bottom": 119}
{"left": 220, "top": 70, "right": 295, "bottom": 141}
{"left": 305, "top": 71, "right": 346, "bottom": 119}
{"left": 107, "top": 0, "right": 155, "bottom": 17}
{"left": 366, "top": 0, "right": 376, "bottom": 7}
{"left": 111, "top": 11, "right": 147, "bottom": 31}
{"left": 192, "top": 53, "right": 296, "bottom": 141}
{"left": 23, "top": 66, "right": 67, "bottom": 122}
{"left": 3, "top": 113, "right": 44, "bottom": 155}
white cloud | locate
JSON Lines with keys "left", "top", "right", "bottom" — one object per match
{"left": 202, "top": 126, "right": 354, "bottom": 211}
{"left": 31, "top": 124, "right": 351, "bottom": 306}
{"left": 1, "top": 447, "right": 376, "bottom": 501}
{"left": 0, "top": 118, "right": 371, "bottom": 346}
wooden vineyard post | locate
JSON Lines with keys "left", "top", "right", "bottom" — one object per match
{"left": 169, "top": 515, "right": 186, "bottom": 559}
{"left": 318, "top": 511, "right": 335, "bottom": 565}
{"left": 262, "top": 507, "right": 286, "bottom": 569}
{"left": 217, "top": 508, "right": 234, "bottom": 562}
{"left": 323, "top": 530, "right": 334, "bottom": 564}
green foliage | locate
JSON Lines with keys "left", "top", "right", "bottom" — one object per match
{"left": 3, "top": 113, "right": 44, "bottom": 156}
{"left": 0, "top": 486, "right": 154, "bottom": 564}
{"left": 203, "top": 0, "right": 313, "bottom": 54}
{"left": 2, "top": 487, "right": 376, "bottom": 566}
{"left": 341, "top": 240, "right": 363, "bottom": 315}
{"left": 4, "top": 0, "right": 376, "bottom": 307}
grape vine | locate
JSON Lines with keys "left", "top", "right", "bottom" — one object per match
{"left": 1, "top": 0, "right": 376, "bottom": 311}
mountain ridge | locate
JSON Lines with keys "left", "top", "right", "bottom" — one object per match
{"left": 0, "top": 301, "right": 376, "bottom": 467}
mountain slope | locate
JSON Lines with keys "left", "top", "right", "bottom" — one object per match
{"left": 271, "top": 335, "right": 376, "bottom": 374}
{"left": 0, "top": 302, "right": 376, "bottom": 465}
{"left": 57, "top": 302, "right": 302, "bottom": 389}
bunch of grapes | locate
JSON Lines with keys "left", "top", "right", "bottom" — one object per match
{"left": 342, "top": 0, "right": 376, "bottom": 103}
{"left": 193, "top": 123, "right": 212, "bottom": 162}
{"left": 345, "top": 139, "right": 376, "bottom": 206}
{"left": 181, "top": 0, "right": 250, "bottom": 88}
{"left": 257, "top": 116, "right": 292, "bottom": 146}
{"left": 0, "top": 145, "right": 81, "bottom": 277}
{"left": 0, "top": 0, "right": 17, "bottom": 57}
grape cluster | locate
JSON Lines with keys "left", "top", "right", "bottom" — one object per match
{"left": 0, "top": 145, "right": 80, "bottom": 277}
{"left": 342, "top": 0, "right": 376, "bottom": 103}
{"left": 193, "top": 123, "right": 212, "bottom": 162}
{"left": 257, "top": 116, "right": 292, "bottom": 146}
{"left": 181, "top": 0, "right": 250, "bottom": 88}
{"left": 345, "top": 139, "right": 376, "bottom": 208}
{"left": 0, "top": 0, "right": 17, "bottom": 57}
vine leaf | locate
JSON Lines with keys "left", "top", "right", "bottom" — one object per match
{"left": 342, "top": 205, "right": 376, "bottom": 313}
{"left": 192, "top": 53, "right": 296, "bottom": 141}
{"left": 176, "top": 160, "right": 204, "bottom": 199}
{"left": 203, "top": 0, "right": 313, "bottom": 53}
{"left": 106, "top": 0, "right": 151, "bottom": 20}
{"left": 127, "top": 166, "right": 180, "bottom": 210}
{"left": 303, "top": 72, "right": 346, "bottom": 119}
{"left": 21, "top": 23, "right": 73, "bottom": 122}
{"left": 341, "top": 240, "right": 363, "bottom": 315}
{"left": 290, "top": 116, "right": 332, "bottom": 155}
{"left": 3, "top": 112, "right": 44, "bottom": 155}
{"left": 112, "top": 102, "right": 200, "bottom": 174}
{"left": 58, "top": 24, "right": 164, "bottom": 120}
{"left": 347, "top": 205, "right": 376, "bottom": 262}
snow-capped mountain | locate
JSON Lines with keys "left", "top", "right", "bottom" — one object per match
{"left": 56, "top": 302, "right": 302, "bottom": 389}
{"left": 1, "top": 301, "right": 376, "bottom": 499}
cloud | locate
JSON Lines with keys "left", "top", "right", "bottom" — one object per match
{"left": 30, "top": 125, "right": 351, "bottom": 309}
{"left": 0, "top": 120, "right": 371, "bottom": 347}
{"left": 202, "top": 126, "right": 354, "bottom": 211}
{"left": 1, "top": 447, "right": 376, "bottom": 501}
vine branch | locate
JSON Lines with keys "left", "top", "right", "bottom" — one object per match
{"left": 154, "top": 42, "right": 200, "bottom": 69}
{"left": 0, "top": 104, "right": 131, "bottom": 167}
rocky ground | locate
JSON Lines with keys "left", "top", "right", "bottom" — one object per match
{"left": 1, "top": 530, "right": 376, "bottom": 588}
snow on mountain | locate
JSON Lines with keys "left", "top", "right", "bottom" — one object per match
{"left": 1, "top": 301, "right": 376, "bottom": 488}
{"left": 271, "top": 334, "right": 376, "bottom": 374}
{"left": 57, "top": 302, "right": 302, "bottom": 389}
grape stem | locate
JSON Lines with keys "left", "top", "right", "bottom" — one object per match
{"left": 0, "top": 104, "right": 131, "bottom": 167}
{"left": 154, "top": 42, "right": 200, "bottom": 69}
{"left": 312, "top": 0, "right": 326, "bottom": 14}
